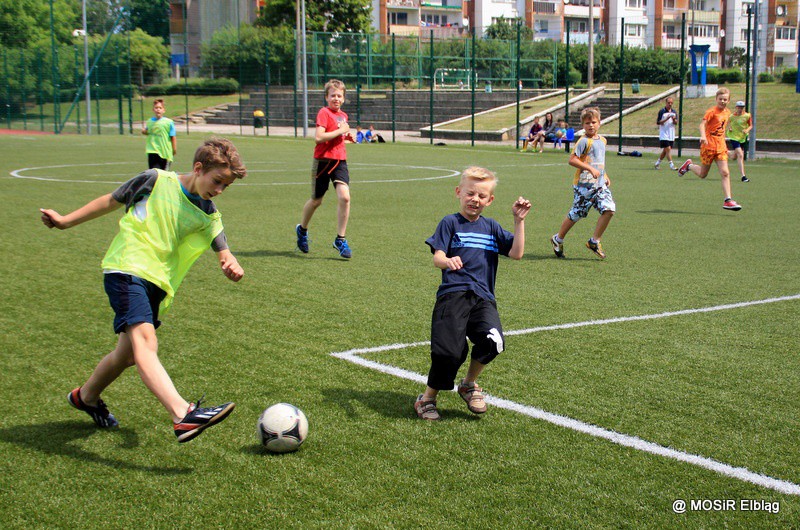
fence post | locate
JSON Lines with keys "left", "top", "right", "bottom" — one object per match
{"left": 356, "top": 37, "right": 361, "bottom": 125}
{"left": 515, "top": 21, "right": 521, "bottom": 150}
{"left": 116, "top": 43, "right": 123, "bottom": 135}
{"left": 74, "top": 45, "right": 81, "bottom": 133}
{"left": 617, "top": 18, "right": 625, "bottom": 153}
{"left": 4, "top": 49, "right": 10, "bottom": 129}
{"left": 21, "top": 50, "right": 28, "bottom": 130}
{"left": 127, "top": 31, "right": 133, "bottom": 134}
{"left": 471, "top": 29, "right": 476, "bottom": 147}
{"left": 678, "top": 13, "right": 686, "bottom": 156}
{"left": 265, "top": 41, "right": 270, "bottom": 137}
{"left": 429, "top": 30, "right": 434, "bottom": 145}
{"left": 391, "top": 33, "right": 396, "bottom": 143}
{"left": 94, "top": 53, "right": 101, "bottom": 135}
{"left": 565, "top": 20, "right": 570, "bottom": 130}
{"left": 37, "top": 51, "right": 44, "bottom": 132}
{"left": 49, "top": 0, "right": 61, "bottom": 134}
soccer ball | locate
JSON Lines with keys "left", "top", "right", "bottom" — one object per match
{"left": 556, "top": 130, "right": 564, "bottom": 138}
{"left": 257, "top": 403, "right": 308, "bottom": 453}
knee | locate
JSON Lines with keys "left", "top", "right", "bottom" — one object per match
{"left": 338, "top": 192, "right": 351, "bottom": 206}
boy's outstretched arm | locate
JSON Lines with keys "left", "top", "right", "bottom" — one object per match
{"left": 217, "top": 248, "right": 244, "bottom": 282}
{"left": 508, "top": 197, "right": 532, "bottom": 260}
{"left": 40, "top": 193, "right": 122, "bottom": 230}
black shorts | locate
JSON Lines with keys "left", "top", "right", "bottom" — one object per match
{"left": 311, "top": 158, "right": 349, "bottom": 199}
{"left": 148, "top": 153, "right": 170, "bottom": 170}
{"left": 427, "top": 290, "right": 504, "bottom": 390}
{"left": 729, "top": 140, "right": 745, "bottom": 150}
{"left": 659, "top": 140, "right": 674, "bottom": 148}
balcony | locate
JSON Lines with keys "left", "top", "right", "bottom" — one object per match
{"left": 687, "top": 9, "right": 719, "bottom": 24}
{"left": 532, "top": 0, "right": 558, "bottom": 14}
{"left": 420, "top": 1, "right": 462, "bottom": 10}
{"left": 388, "top": 0, "right": 420, "bottom": 8}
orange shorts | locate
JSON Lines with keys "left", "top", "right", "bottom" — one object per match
{"left": 700, "top": 145, "right": 728, "bottom": 166}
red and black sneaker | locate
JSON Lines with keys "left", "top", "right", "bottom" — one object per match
{"left": 173, "top": 398, "right": 235, "bottom": 443}
{"left": 67, "top": 387, "right": 119, "bottom": 428}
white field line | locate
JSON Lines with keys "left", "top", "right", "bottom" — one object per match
{"left": 331, "top": 294, "right": 800, "bottom": 496}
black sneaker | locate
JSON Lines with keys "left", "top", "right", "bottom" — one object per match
{"left": 741, "top": 175, "right": 750, "bottom": 183}
{"left": 173, "top": 398, "right": 235, "bottom": 443}
{"left": 550, "top": 234, "right": 564, "bottom": 258}
{"left": 68, "top": 387, "right": 118, "bottom": 428}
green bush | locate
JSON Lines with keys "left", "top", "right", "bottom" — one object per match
{"left": 781, "top": 68, "right": 797, "bottom": 83}
{"left": 758, "top": 72, "right": 775, "bottom": 82}
{"left": 706, "top": 68, "right": 745, "bottom": 83}
{"left": 144, "top": 78, "right": 239, "bottom": 96}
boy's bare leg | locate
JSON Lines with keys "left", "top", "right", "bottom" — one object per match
{"left": 463, "top": 358, "right": 486, "bottom": 384}
{"left": 127, "top": 322, "right": 190, "bottom": 423}
{"left": 665, "top": 147, "right": 673, "bottom": 164}
{"left": 733, "top": 148, "right": 745, "bottom": 177}
{"left": 688, "top": 162, "right": 711, "bottom": 179}
{"left": 334, "top": 183, "right": 350, "bottom": 237}
{"left": 80, "top": 333, "right": 135, "bottom": 405}
{"left": 421, "top": 386, "right": 439, "bottom": 401}
{"left": 300, "top": 197, "right": 322, "bottom": 229}
{"left": 557, "top": 216, "right": 577, "bottom": 240}
{"left": 592, "top": 211, "right": 614, "bottom": 241}
{"left": 716, "top": 159, "right": 733, "bottom": 198}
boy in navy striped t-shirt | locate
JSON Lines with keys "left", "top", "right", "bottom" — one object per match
{"left": 415, "top": 167, "right": 531, "bottom": 420}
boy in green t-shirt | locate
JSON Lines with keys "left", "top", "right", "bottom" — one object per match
{"left": 141, "top": 98, "right": 177, "bottom": 170}
{"left": 40, "top": 138, "right": 246, "bottom": 443}
{"left": 726, "top": 100, "right": 752, "bottom": 183}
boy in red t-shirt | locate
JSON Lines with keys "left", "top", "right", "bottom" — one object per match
{"left": 677, "top": 87, "right": 742, "bottom": 211}
{"left": 295, "top": 79, "right": 356, "bottom": 258}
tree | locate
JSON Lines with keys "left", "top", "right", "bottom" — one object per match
{"left": 0, "top": 0, "right": 80, "bottom": 48}
{"left": 255, "top": 0, "right": 372, "bottom": 34}
{"left": 126, "top": 0, "right": 170, "bottom": 44}
{"left": 484, "top": 18, "right": 533, "bottom": 41}
{"left": 725, "top": 47, "right": 747, "bottom": 69}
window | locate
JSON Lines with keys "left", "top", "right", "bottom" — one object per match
{"left": 664, "top": 24, "right": 677, "bottom": 38}
{"left": 741, "top": 29, "right": 752, "bottom": 41}
{"left": 535, "top": 20, "right": 549, "bottom": 33}
{"left": 389, "top": 12, "right": 409, "bottom": 25}
{"left": 776, "top": 27, "right": 796, "bottom": 40}
{"left": 626, "top": 25, "right": 643, "bottom": 36}
{"left": 626, "top": 0, "right": 643, "bottom": 7}
{"left": 664, "top": 0, "right": 675, "bottom": 9}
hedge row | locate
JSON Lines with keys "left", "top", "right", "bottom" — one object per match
{"left": 143, "top": 78, "right": 239, "bottom": 96}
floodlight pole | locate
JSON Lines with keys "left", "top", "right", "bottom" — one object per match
{"left": 748, "top": 0, "right": 759, "bottom": 159}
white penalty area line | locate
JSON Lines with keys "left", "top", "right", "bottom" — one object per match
{"left": 331, "top": 293, "right": 800, "bottom": 496}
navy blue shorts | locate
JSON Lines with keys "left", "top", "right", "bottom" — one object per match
{"left": 729, "top": 140, "right": 744, "bottom": 150}
{"left": 104, "top": 273, "right": 166, "bottom": 334}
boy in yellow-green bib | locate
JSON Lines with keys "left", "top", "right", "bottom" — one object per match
{"left": 40, "top": 138, "right": 246, "bottom": 443}
{"left": 141, "top": 98, "right": 177, "bottom": 170}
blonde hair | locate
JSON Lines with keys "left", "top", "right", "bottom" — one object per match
{"left": 716, "top": 87, "right": 730, "bottom": 97}
{"left": 581, "top": 107, "right": 601, "bottom": 123}
{"left": 460, "top": 166, "right": 498, "bottom": 189}
{"left": 324, "top": 79, "right": 346, "bottom": 97}
{"left": 193, "top": 137, "right": 247, "bottom": 180}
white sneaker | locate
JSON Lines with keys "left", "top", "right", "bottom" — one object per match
{"left": 669, "top": 163, "right": 676, "bottom": 170}
{"left": 654, "top": 161, "right": 660, "bottom": 170}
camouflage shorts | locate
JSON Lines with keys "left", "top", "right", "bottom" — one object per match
{"left": 568, "top": 185, "right": 616, "bottom": 221}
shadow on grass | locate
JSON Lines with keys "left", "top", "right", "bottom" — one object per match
{"left": 635, "top": 209, "right": 723, "bottom": 216}
{"left": 321, "top": 388, "right": 480, "bottom": 421}
{"left": 0, "top": 421, "right": 192, "bottom": 475}
{"left": 236, "top": 249, "right": 349, "bottom": 262}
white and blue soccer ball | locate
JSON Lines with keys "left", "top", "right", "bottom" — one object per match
{"left": 257, "top": 403, "right": 308, "bottom": 453}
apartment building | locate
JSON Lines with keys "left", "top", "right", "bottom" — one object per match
{"left": 373, "top": 0, "right": 797, "bottom": 70}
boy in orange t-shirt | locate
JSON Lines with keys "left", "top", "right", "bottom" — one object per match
{"left": 676, "top": 87, "right": 742, "bottom": 211}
